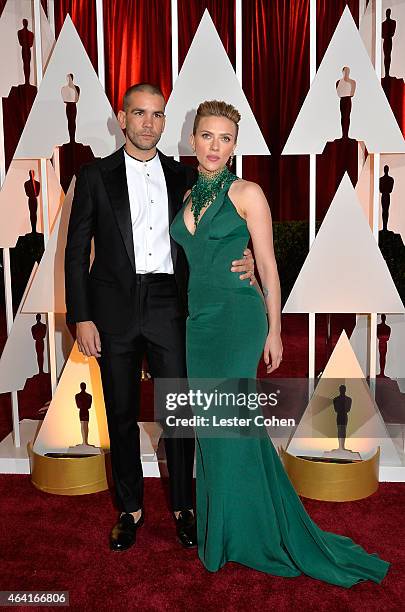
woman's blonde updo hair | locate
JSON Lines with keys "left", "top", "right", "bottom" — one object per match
{"left": 193, "top": 100, "right": 241, "bottom": 140}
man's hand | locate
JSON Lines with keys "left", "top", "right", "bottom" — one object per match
{"left": 76, "top": 321, "right": 101, "bottom": 358}
{"left": 230, "top": 248, "right": 256, "bottom": 285}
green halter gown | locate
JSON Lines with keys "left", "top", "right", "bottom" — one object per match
{"left": 170, "top": 178, "right": 390, "bottom": 587}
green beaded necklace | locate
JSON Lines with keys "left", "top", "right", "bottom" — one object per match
{"left": 190, "top": 166, "right": 237, "bottom": 228}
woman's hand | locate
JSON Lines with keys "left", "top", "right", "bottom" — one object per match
{"left": 263, "top": 332, "right": 283, "bottom": 374}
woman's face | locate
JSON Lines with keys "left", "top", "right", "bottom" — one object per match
{"left": 191, "top": 115, "right": 237, "bottom": 173}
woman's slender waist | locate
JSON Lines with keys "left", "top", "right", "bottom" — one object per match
{"left": 187, "top": 268, "right": 255, "bottom": 289}
{"left": 187, "top": 276, "right": 265, "bottom": 313}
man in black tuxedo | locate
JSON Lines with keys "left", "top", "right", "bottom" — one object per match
{"left": 65, "top": 83, "right": 254, "bottom": 552}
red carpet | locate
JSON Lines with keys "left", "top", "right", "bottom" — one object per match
{"left": 0, "top": 476, "right": 403, "bottom": 611}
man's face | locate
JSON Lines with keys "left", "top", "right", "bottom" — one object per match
{"left": 118, "top": 90, "right": 166, "bottom": 152}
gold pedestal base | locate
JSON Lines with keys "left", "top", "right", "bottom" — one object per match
{"left": 28, "top": 443, "right": 110, "bottom": 495}
{"left": 280, "top": 447, "right": 380, "bottom": 502}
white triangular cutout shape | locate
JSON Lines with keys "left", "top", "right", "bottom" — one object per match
{"left": 356, "top": 153, "right": 405, "bottom": 243}
{"left": 322, "top": 331, "right": 365, "bottom": 377}
{"left": 283, "top": 173, "right": 405, "bottom": 313}
{"left": 287, "top": 331, "right": 401, "bottom": 465}
{"left": 159, "top": 10, "right": 269, "bottom": 156}
{"left": 14, "top": 15, "right": 124, "bottom": 159}
{"left": 0, "top": 0, "right": 54, "bottom": 96}
{"left": 0, "top": 159, "right": 63, "bottom": 247}
{"left": 283, "top": 6, "right": 405, "bottom": 154}
{"left": 0, "top": 265, "right": 50, "bottom": 393}
{"left": 22, "top": 178, "right": 75, "bottom": 313}
{"left": 33, "top": 342, "right": 109, "bottom": 455}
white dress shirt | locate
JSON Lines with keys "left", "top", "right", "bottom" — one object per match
{"left": 124, "top": 150, "right": 174, "bottom": 274}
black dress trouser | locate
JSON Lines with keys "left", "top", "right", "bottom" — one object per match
{"left": 97, "top": 273, "right": 195, "bottom": 513}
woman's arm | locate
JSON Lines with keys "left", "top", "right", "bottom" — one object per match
{"left": 229, "top": 181, "right": 283, "bottom": 374}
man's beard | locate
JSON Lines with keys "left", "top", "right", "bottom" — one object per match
{"left": 127, "top": 129, "right": 161, "bottom": 151}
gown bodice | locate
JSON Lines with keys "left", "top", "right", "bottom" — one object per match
{"left": 170, "top": 180, "right": 255, "bottom": 294}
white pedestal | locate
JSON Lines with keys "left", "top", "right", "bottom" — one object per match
{"left": 0, "top": 419, "right": 40, "bottom": 473}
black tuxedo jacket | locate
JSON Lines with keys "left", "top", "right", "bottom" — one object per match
{"left": 65, "top": 146, "right": 197, "bottom": 334}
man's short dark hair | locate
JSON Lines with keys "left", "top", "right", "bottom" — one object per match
{"left": 123, "top": 83, "right": 165, "bottom": 111}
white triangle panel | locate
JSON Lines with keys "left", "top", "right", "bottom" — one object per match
{"left": 159, "top": 10, "right": 269, "bottom": 156}
{"left": 22, "top": 178, "right": 75, "bottom": 313}
{"left": 33, "top": 342, "right": 109, "bottom": 454}
{"left": 287, "top": 331, "right": 401, "bottom": 465}
{"left": 322, "top": 331, "right": 365, "bottom": 378}
{"left": 283, "top": 174, "right": 405, "bottom": 313}
{"left": 283, "top": 6, "right": 405, "bottom": 154}
{"left": 14, "top": 15, "right": 124, "bottom": 159}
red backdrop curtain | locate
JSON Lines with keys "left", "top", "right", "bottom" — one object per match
{"left": 242, "top": 0, "right": 360, "bottom": 222}
{"left": 242, "top": 0, "right": 310, "bottom": 222}
{"left": 103, "top": 0, "right": 172, "bottom": 115}
{"left": 178, "top": 0, "right": 235, "bottom": 68}
{"left": 54, "top": 0, "right": 98, "bottom": 71}
{"left": 54, "top": 0, "right": 176, "bottom": 117}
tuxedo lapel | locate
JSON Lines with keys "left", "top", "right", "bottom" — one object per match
{"left": 100, "top": 148, "right": 136, "bottom": 272}
{"left": 159, "top": 151, "right": 180, "bottom": 225}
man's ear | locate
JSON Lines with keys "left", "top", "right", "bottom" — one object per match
{"left": 117, "top": 110, "right": 126, "bottom": 130}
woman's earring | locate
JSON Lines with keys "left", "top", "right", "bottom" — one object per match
{"left": 228, "top": 153, "right": 234, "bottom": 167}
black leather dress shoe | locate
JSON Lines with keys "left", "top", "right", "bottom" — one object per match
{"left": 175, "top": 510, "right": 197, "bottom": 548}
{"left": 109, "top": 511, "right": 144, "bottom": 552}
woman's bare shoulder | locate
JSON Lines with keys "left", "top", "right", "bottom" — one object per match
{"left": 229, "top": 179, "right": 265, "bottom": 204}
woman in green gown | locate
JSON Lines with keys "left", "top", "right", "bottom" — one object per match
{"left": 170, "top": 100, "right": 390, "bottom": 587}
